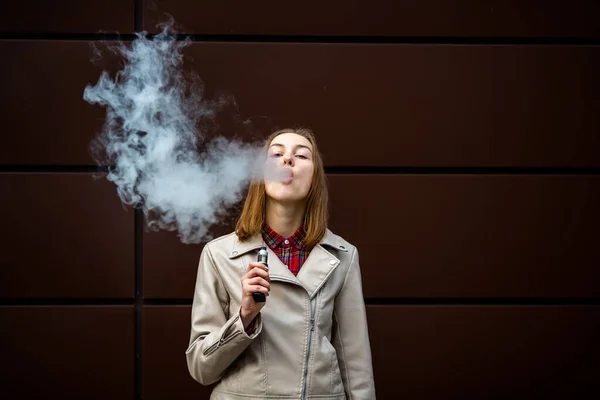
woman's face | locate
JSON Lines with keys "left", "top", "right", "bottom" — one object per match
{"left": 264, "top": 133, "right": 315, "bottom": 204}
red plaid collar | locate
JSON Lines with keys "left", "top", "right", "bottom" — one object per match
{"left": 261, "top": 223, "right": 306, "bottom": 249}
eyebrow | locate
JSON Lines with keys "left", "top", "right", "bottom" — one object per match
{"left": 269, "top": 143, "right": 313, "bottom": 152}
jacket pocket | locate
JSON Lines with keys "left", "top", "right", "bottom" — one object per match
{"left": 324, "top": 336, "right": 344, "bottom": 395}
{"left": 309, "top": 335, "right": 344, "bottom": 396}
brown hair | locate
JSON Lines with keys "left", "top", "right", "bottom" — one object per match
{"left": 235, "top": 127, "right": 328, "bottom": 251}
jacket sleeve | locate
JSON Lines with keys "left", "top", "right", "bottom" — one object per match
{"left": 332, "top": 247, "right": 376, "bottom": 399}
{"left": 185, "top": 243, "right": 262, "bottom": 385}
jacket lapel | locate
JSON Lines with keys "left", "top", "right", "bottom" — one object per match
{"left": 229, "top": 229, "right": 348, "bottom": 297}
{"left": 265, "top": 246, "right": 302, "bottom": 284}
{"left": 295, "top": 243, "right": 340, "bottom": 299}
{"left": 229, "top": 232, "right": 303, "bottom": 287}
{"left": 296, "top": 229, "right": 349, "bottom": 299}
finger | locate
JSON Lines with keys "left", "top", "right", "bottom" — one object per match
{"left": 242, "top": 266, "right": 267, "bottom": 280}
{"left": 248, "top": 261, "right": 269, "bottom": 272}
{"left": 246, "top": 267, "right": 270, "bottom": 281}
{"left": 243, "top": 276, "right": 270, "bottom": 291}
{"left": 247, "top": 277, "right": 270, "bottom": 289}
{"left": 244, "top": 286, "right": 269, "bottom": 297}
{"left": 249, "top": 267, "right": 270, "bottom": 281}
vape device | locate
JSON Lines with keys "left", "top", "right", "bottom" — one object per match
{"left": 252, "top": 246, "right": 268, "bottom": 303}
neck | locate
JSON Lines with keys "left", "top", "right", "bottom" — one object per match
{"left": 265, "top": 198, "right": 306, "bottom": 237}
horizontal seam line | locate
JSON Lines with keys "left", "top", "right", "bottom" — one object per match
{"left": 3, "top": 298, "right": 598, "bottom": 306}
{"left": 144, "top": 298, "right": 600, "bottom": 306}
{"left": 0, "top": 165, "right": 109, "bottom": 173}
{"left": 1, "top": 33, "right": 600, "bottom": 45}
{"left": 364, "top": 298, "right": 600, "bottom": 306}
{"left": 1, "top": 166, "right": 600, "bottom": 175}
{"left": 0, "top": 298, "right": 134, "bottom": 306}
{"left": 324, "top": 166, "right": 600, "bottom": 175}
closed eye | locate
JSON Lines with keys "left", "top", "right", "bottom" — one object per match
{"left": 295, "top": 154, "right": 308, "bottom": 159}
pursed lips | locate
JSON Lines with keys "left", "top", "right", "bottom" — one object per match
{"left": 280, "top": 169, "right": 294, "bottom": 183}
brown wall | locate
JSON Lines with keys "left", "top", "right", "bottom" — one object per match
{"left": 1, "top": 1, "right": 599, "bottom": 399}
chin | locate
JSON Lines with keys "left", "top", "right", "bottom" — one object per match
{"left": 269, "top": 194, "right": 306, "bottom": 204}
{"left": 266, "top": 189, "right": 308, "bottom": 204}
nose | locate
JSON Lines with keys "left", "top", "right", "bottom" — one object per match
{"left": 282, "top": 153, "right": 294, "bottom": 166}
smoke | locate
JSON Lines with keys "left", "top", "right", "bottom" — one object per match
{"left": 83, "top": 25, "right": 280, "bottom": 244}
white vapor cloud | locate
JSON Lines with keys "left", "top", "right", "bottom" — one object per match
{"left": 83, "top": 26, "right": 275, "bottom": 244}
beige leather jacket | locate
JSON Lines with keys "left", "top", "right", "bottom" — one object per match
{"left": 185, "top": 229, "right": 376, "bottom": 399}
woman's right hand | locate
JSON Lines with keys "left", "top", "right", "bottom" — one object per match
{"left": 240, "top": 261, "right": 270, "bottom": 328}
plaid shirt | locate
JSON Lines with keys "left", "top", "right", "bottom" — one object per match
{"left": 261, "top": 223, "right": 308, "bottom": 276}
{"left": 245, "top": 224, "right": 309, "bottom": 334}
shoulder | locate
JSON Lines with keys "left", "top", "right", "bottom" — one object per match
{"left": 204, "top": 231, "right": 238, "bottom": 250}
{"left": 196, "top": 231, "right": 242, "bottom": 275}
{"left": 321, "top": 228, "right": 358, "bottom": 256}
{"left": 203, "top": 230, "right": 263, "bottom": 263}
{"left": 201, "top": 231, "right": 241, "bottom": 260}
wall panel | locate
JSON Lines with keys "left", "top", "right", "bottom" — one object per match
{"left": 0, "top": 41, "right": 122, "bottom": 165}
{"left": 0, "top": 306, "right": 134, "bottom": 400}
{"left": 182, "top": 43, "right": 600, "bottom": 167}
{"left": 368, "top": 305, "right": 600, "bottom": 399}
{"left": 143, "top": 221, "right": 232, "bottom": 299}
{"left": 143, "top": 174, "right": 600, "bottom": 299}
{"left": 328, "top": 174, "right": 600, "bottom": 298}
{"left": 144, "top": 0, "right": 600, "bottom": 38}
{"left": 0, "top": 173, "right": 134, "bottom": 299}
{"left": 143, "top": 306, "right": 213, "bottom": 399}
{"left": 2, "top": 41, "right": 598, "bottom": 167}
{"left": 0, "top": 1, "right": 134, "bottom": 34}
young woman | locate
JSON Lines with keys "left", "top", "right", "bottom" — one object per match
{"left": 186, "top": 128, "right": 376, "bottom": 399}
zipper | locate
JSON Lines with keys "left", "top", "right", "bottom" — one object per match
{"left": 203, "top": 330, "right": 242, "bottom": 356}
{"left": 301, "top": 295, "right": 317, "bottom": 400}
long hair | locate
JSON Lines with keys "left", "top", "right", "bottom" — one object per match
{"left": 235, "top": 127, "right": 329, "bottom": 251}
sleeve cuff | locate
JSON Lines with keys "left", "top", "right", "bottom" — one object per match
{"left": 237, "top": 310, "right": 262, "bottom": 339}
{"left": 245, "top": 318, "right": 256, "bottom": 334}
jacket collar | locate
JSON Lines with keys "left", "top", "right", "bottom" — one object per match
{"left": 262, "top": 223, "right": 306, "bottom": 250}
{"left": 229, "top": 228, "right": 347, "bottom": 257}
{"left": 229, "top": 228, "right": 348, "bottom": 298}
